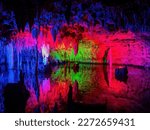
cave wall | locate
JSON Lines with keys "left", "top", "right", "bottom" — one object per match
{"left": 93, "top": 32, "right": 150, "bottom": 67}
{"left": 0, "top": 0, "right": 150, "bottom": 70}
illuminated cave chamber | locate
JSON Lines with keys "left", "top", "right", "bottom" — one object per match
{"left": 1, "top": 0, "right": 150, "bottom": 113}
{"left": 0, "top": 0, "right": 150, "bottom": 74}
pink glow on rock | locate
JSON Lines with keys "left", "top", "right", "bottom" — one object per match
{"left": 11, "top": 23, "right": 150, "bottom": 67}
{"left": 26, "top": 88, "right": 38, "bottom": 112}
{"left": 12, "top": 26, "right": 55, "bottom": 52}
{"left": 12, "top": 30, "right": 36, "bottom": 52}
{"left": 37, "top": 26, "right": 55, "bottom": 52}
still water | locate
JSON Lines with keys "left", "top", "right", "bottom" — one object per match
{"left": 0, "top": 64, "right": 150, "bottom": 112}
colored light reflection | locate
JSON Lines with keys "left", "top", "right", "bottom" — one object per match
{"left": 24, "top": 65, "right": 150, "bottom": 112}
{"left": 51, "top": 65, "right": 92, "bottom": 91}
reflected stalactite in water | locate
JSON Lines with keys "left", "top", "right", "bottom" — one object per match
{"left": 115, "top": 66, "right": 128, "bottom": 83}
{"left": 67, "top": 84, "right": 73, "bottom": 113}
{"left": 73, "top": 80, "right": 79, "bottom": 101}
{"left": 103, "top": 65, "right": 109, "bottom": 86}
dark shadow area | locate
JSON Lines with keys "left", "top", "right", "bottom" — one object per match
{"left": 3, "top": 71, "right": 30, "bottom": 113}
{"left": 115, "top": 66, "right": 128, "bottom": 83}
{"left": 71, "top": 103, "right": 107, "bottom": 113}
{"left": 3, "top": 83, "right": 30, "bottom": 112}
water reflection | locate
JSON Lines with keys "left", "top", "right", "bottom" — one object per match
{"left": 0, "top": 64, "right": 150, "bottom": 112}
{"left": 115, "top": 66, "right": 128, "bottom": 83}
